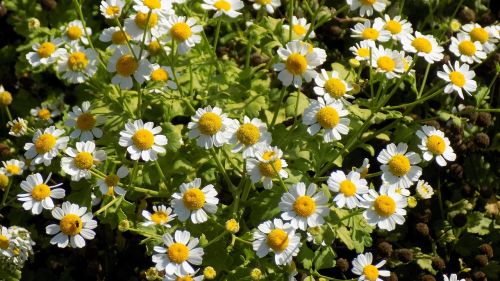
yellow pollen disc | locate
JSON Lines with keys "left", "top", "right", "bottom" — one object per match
{"left": 144, "top": 0, "right": 161, "bottom": 9}
{"left": 377, "top": 56, "right": 396, "bottom": 72}
{"left": 182, "top": 188, "right": 206, "bottom": 210}
{"left": 324, "top": 78, "right": 347, "bottom": 98}
{"left": 293, "top": 195, "right": 316, "bottom": 217}
{"left": 357, "top": 47, "right": 370, "bottom": 58}
{"left": 167, "top": 243, "right": 189, "bottom": 264}
{"left": 316, "top": 106, "right": 339, "bottom": 129}
{"left": 60, "top": 214, "right": 83, "bottom": 236}
{"left": 74, "top": 152, "right": 94, "bottom": 170}
{"left": 259, "top": 159, "right": 282, "bottom": 178}
{"left": 285, "top": 53, "right": 308, "bottom": 75}
{"left": 132, "top": 129, "right": 155, "bottom": 150}
{"left": 198, "top": 112, "right": 223, "bottom": 135}
{"left": 214, "top": 0, "right": 231, "bottom": 11}
{"left": 134, "top": 12, "right": 158, "bottom": 29}
{"left": 385, "top": 20, "right": 402, "bottom": 34}
{"left": 426, "top": 135, "right": 446, "bottom": 154}
{"left": 256, "top": 0, "right": 272, "bottom": 4}
{"left": 12, "top": 122, "right": 25, "bottom": 134}
{"left": 5, "top": 165, "right": 20, "bottom": 175}
{"left": 0, "top": 235, "right": 9, "bottom": 250}
{"left": 266, "top": 229, "right": 289, "bottom": 252}
{"left": 176, "top": 276, "right": 193, "bottom": 281}
{"left": 151, "top": 211, "right": 169, "bottom": 224}
{"left": 151, "top": 68, "right": 169, "bottom": 81}
{"left": 104, "top": 174, "right": 120, "bottom": 187}
{"left": 339, "top": 180, "right": 356, "bottom": 196}
{"left": 37, "top": 42, "right": 56, "bottom": 58}
{"left": 360, "top": 0, "right": 376, "bottom": 5}
{"left": 374, "top": 195, "right": 396, "bottom": 217}
{"left": 458, "top": 40, "right": 476, "bottom": 56}
{"left": 362, "top": 28, "right": 379, "bottom": 40}
{"left": 170, "top": 22, "right": 192, "bottom": 41}
{"left": 67, "top": 52, "right": 89, "bottom": 71}
{"left": 111, "top": 31, "right": 130, "bottom": 44}
{"left": 412, "top": 37, "right": 432, "bottom": 53}
{"left": 0, "top": 91, "right": 12, "bottom": 106}
{"left": 470, "top": 27, "right": 488, "bottom": 43}
{"left": 116, "top": 55, "right": 138, "bottom": 76}
{"left": 262, "top": 151, "right": 275, "bottom": 161}
{"left": 38, "top": 108, "right": 51, "bottom": 120}
{"left": 363, "top": 264, "right": 379, "bottom": 281}
{"left": 236, "top": 123, "right": 260, "bottom": 145}
{"left": 292, "top": 24, "right": 307, "bottom": 36}
{"left": 148, "top": 40, "right": 162, "bottom": 55}
{"left": 388, "top": 154, "right": 410, "bottom": 177}
{"left": 106, "top": 5, "right": 121, "bottom": 16}
{"left": 449, "top": 71, "right": 465, "bottom": 87}
{"left": 67, "top": 26, "right": 83, "bottom": 40}
{"left": 35, "top": 134, "right": 57, "bottom": 154}
{"left": 76, "top": 112, "right": 96, "bottom": 131}
{"left": 31, "top": 184, "right": 51, "bottom": 201}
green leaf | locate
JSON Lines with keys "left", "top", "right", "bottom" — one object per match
{"left": 314, "top": 247, "right": 337, "bottom": 270}
{"left": 297, "top": 245, "right": 315, "bottom": 270}
{"left": 285, "top": 91, "right": 309, "bottom": 117}
{"left": 336, "top": 226, "right": 355, "bottom": 250}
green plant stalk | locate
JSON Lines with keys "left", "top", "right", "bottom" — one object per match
{"left": 0, "top": 180, "right": 12, "bottom": 211}
{"left": 210, "top": 148, "right": 235, "bottom": 188}
{"left": 233, "top": 235, "right": 252, "bottom": 245}
{"left": 4, "top": 106, "right": 13, "bottom": 121}
{"left": 213, "top": 19, "right": 222, "bottom": 53}
{"left": 95, "top": 195, "right": 123, "bottom": 215}
{"left": 221, "top": 148, "right": 243, "bottom": 175}
{"left": 154, "top": 160, "right": 168, "bottom": 189}
{"left": 136, "top": 10, "right": 152, "bottom": 118}
{"left": 269, "top": 87, "right": 287, "bottom": 128}
{"left": 271, "top": 162, "right": 288, "bottom": 192}
{"left": 303, "top": 0, "right": 325, "bottom": 41}
{"left": 114, "top": 18, "right": 138, "bottom": 60}
{"left": 417, "top": 63, "right": 431, "bottom": 98}
{"left": 169, "top": 40, "right": 196, "bottom": 115}
{"left": 288, "top": 0, "right": 294, "bottom": 41}
{"left": 203, "top": 231, "right": 228, "bottom": 248}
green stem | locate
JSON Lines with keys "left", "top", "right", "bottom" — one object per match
{"left": 271, "top": 162, "right": 288, "bottom": 192}
{"left": 4, "top": 107, "right": 13, "bottom": 121}
{"left": 114, "top": 18, "right": 137, "bottom": 60}
{"left": 221, "top": 148, "right": 243, "bottom": 175}
{"left": 383, "top": 86, "right": 442, "bottom": 110}
{"left": 210, "top": 148, "right": 234, "bottom": 188}
{"left": 288, "top": 0, "right": 294, "bottom": 41}
{"left": 303, "top": 0, "right": 325, "bottom": 41}
{"left": 233, "top": 235, "right": 252, "bottom": 245}
{"left": 203, "top": 231, "right": 228, "bottom": 248}
{"left": 417, "top": 63, "right": 431, "bottom": 98}
{"left": 154, "top": 160, "right": 168, "bottom": 188}
{"left": 269, "top": 87, "right": 287, "bottom": 128}
{"left": 138, "top": 10, "right": 152, "bottom": 60}
{"left": 213, "top": 19, "right": 222, "bottom": 53}
{"left": 95, "top": 195, "right": 123, "bottom": 215}
{"left": 0, "top": 180, "right": 12, "bottom": 210}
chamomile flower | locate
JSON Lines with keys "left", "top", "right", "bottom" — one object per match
{"left": 17, "top": 173, "right": 65, "bottom": 215}
{"left": 0, "top": 226, "right": 13, "bottom": 257}
{"left": 377, "top": 15, "right": 413, "bottom": 41}
{"left": 99, "top": 27, "right": 132, "bottom": 50}
{"left": 229, "top": 116, "right": 272, "bottom": 158}
{"left": 119, "top": 119, "right": 168, "bottom": 161}
{"left": 142, "top": 205, "right": 176, "bottom": 227}
{"left": 201, "top": 0, "right": 244, "bottom": 18}
{"left": 462, "top": 23, "right": 499, "bottom": 53}
{"left": 24, "top": 126, "right": 69, "bottom": 166}
{"left": 415, "top": 180, "right": 434, "bottom": 199}
{"left": 416, "top": 125, "right": 456, "bottom": 166}
{"left": 171, "top": 178, "right": 219, "bottom": 224}
{"left": 149, "top": 64, "right": 177, "bottom": 90}
{"left": 401, "top": 32, "right": 444, "bottom": 64}
{"left": 283, "top": 16, "right": 315, "bottom": 39}
{"left": 351, "top": 20, "right": 391, "bottom": 43}
{"left": 349, "top": 40, "right": 376, "bottom": 61}
{"left": 328, "top": 170, "right": 369, "bottom": 209}
{"left": 1, "top": 159, "right": 25, "bottom": 177}
{"left": 187, "top": 106, "right": 234, "bottom": 149}
{"left": 437, "top": 61, "right": 477, "bottom": 99}
{"left": 351, "top": 252, "right": 390, "bottom": 281}
{"left": 302, "top": 95, "right": 350, "bottom": 142}
{"left": 163, "top": 15, "right": 202, "bottom": 54}
{"left": 124, "top": 10, "right": 166, "bottom": 41}
{"left": 355, "top": 158, "right": 370, "bottom": 178}
{"left": 443, "top": 274, "right": 465, "bottom": 281}
{"left": 107, "top": 45, "right": 152, "bottom": 89}
{"left": 26, "top": 38, "right": 65, "bottom": 67}
{"left": 97, "top": 166, "right": 129, "bottom": 196}
{"left": 100, "top": 0, "right": 125, "bottom": 19}
{"left": 449, "top": 33, "right": 487, "bottom": 64}
{"left": 46, "top": 202, "right": 97, "bottom": 248}
{"left": 274, "top": 40, "right": 324, "bottom": 88}
{"left": 61, "top": 141, "right": 106, "bottom": 181}
{"left": 152, "top": 230, "right": 204, "bottom": 276}
{"left": 65, "top": 101, "right": 105, "bottom": 141}
{"left": 314, "top": 69, "right": 354, "bottom": 103}
{"left": 30, "top": 104, "right": 60, "bottom": 124}
{"left": 57, "top": 46, "right": 98, "bottom": 84}
{"left": 246, "top": 144, "right": 288, "bottom": 189}
{"left": 133, "top": 0, "right": 172, "bottom": 14}
{"left": 346, "top": 0, "right": 386, "bottom": 17}
{"left": 279, "top": 182, "right": 329, "bottom": 230}
{"left": 7, "top": 117, "right": 28, "bottom": 137}
{"left": 361, "top": 188, "right": 408, "bottom": 231}
{"left": 370, "top": 45, "right": 405, "bottom": 79}
{"left": 61, "top": 20, "right": 92, "bottom": 45}
{"left": 164, "top": 272, "right": 204, "bottom": 281}
{"left": 0, "top": 85, "right": 12, "bottom": 106}
{"left": 253, "top": 218, "right": 301, "bottom": 265}
{"left": 377, "top": 143, "right": 422, "bottom": 188}
{"left": 250, "top": 0, "right": 280, "bottom": 14}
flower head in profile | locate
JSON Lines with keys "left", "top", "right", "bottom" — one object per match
{"left": 107, "top": 45, "right": 152, "bottom": 89}
{"left": 57, "top": 46, "right": 98, "bottom": 84}
{"left": 328, "top": 170, "right": 369, "bottom": 209}
{"left": 0, "top": 226, "right": 14, "bottom": 257}
{"left": 7, "top": 118, "right": 28, "bottom": 137}
{"left": 377, "top": 143, "right": 422, "bottom": 188}
{"left": 416, "top": 180, "right": 434, "bottom": 199}
{"left": 65, "top": 101, "right": 105, "bottom": 141}
{"left": 100, "top": 0, "right": 125, "bottom": 19}
{"left": 253, "top": 218, "right": 301, "bottom": 265}
{"left": 149, "top": 63, "right": 177, "bottom": 91}
{"left": 351, "top": 252, "right": 390, "bottom": 281}
{"left": 302, "top": 95, "right": 350, "bottom": 142}
{"left": 61, "top": 141, "right": 106, "bottom": 181}
{"left": 1, "top": 159, "right": 25, "bottom": 177}
{"left": 99, "top": 27, "right": 132, "bottom": 50}
{"left": 346, "top": 0, "right": 386, "bottom": 17}
{"left": 97, "top": 166, "right": 129, "bottom": 196}
{"left": 283, "top": 16, "right": 315, "bottom": 39}
{"left": 443, "top": 274, "right": 465, "bottom": 281}
{"left": 188, "top": 106, "right": 235, "bottom": 149}
{"left": 163, "top": 15, "right": 203, "bottom": 55}
{"left": 250, "top": 0, "right": 280, "bottom": 14}
{"left": 172, "top": 178, "right": 219, "bottom": 224}
{"left": 142, "top": 205, "right": 176, "bottom": 227}
{"left": 17, "top": 173, "right": 65, "bottom": 215}
{"left": 119, "top": 119, "right": 168, "bottom": 161}
{"left": 416, "top": 125, "right": 456, "bottom": 166}
{"left": 437, "top": 61, "right": 477, "bottom": 99}
{"left": 201, "top": 0, "right": 244, "bottom": 18}
{"left": 361, "top": 186, "right": 408, "bottom": 231}
{"left": 26, "top": 38, "right": 65, "bottom": 67}
{"left": 246, "top": 144, "right": 288, "bottom": 189}
{"left": 61, "top": 20, "right": 92, "bottom": 45}
{"left": 229, "top": 116, "right": 272, "bottom": 158}
{"left": 401, "top": 32, "right": 444, "bottom": 64}
{"left": 24, "top": 126, "right": 69, "bottom": 166}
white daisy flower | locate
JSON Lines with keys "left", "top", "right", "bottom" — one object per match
{"left": 401, "top": 32, "right": 444, "bottom": 64}
{"left": 7, "top": 117, "right": 28, "bottom": 137}
{"left": 401, "top": 52, "right": 415, "bottom": 76}
{"left": 314, "top": 69, "right": 354, "bottom": 103}
{"left": 437, "top": 61, "right": 477, "bottom": 99}
{"left": 302, "top": 95, "right": 350, "bottom": 142}
{"left": 149, "top": 63, "right": 177, "bottom": 91}
{"left": 57, "top": 46, "right": 98, "bottom": 84}
{"left": 274, "top": 40, "right": 324, "bottom": 88}
{"left": 328, "top": 170, "right": 369, "bottom": 209}
{"left": 355, "top": 158, "right": 370, "bottom": 178}
{"left": 443, "top": 274, "right": 465, "bottom": 281}
{"left": 279, "top": 182, "right": 329, "bottom": 230}
{"left": 201, "top": 0, "right": 244, "bottom": 18}
{"left": 385, "top": 184, "right": 411, "bottom": 197}
{"left": 26, "top": 38, "right": 65, "bottom": 67}
{"left": 415, "top": 180, "right": 434, "bottom": 199}
{"left": 118, "top": 119, "right": 168, "bottom": 161}
{"left": 61, "top": 20, "right": 92, "bottom": 45}
{"left": 349, "top": 40, "right": 376, "bottom": 61}
{"left": 378, "top": 15, "right": 413, "bottom": 41}
{"left": 416, "top": 125, "right": 456, "bottom": 166}
{"left": 107, "top": 45, "right": 152, "bottom": 90}
{"left": 46, "top": 202, "right": 97, "bottom": 248}
{"left": 351, "top": 20, "right": 391, "bottom": 43}
{"left": 351, "top": 252, "right": 390, "bottom": 281}
{"left": 30, "top": 104, "right": 60, "bottom": 124}
{"left": 187, "top": 106, "right": 235, "bottom": 149}
{"left": 163, "top": 272, "right": 204, "bottom": 281}
{"left": 346, "top": 0, "right": 386, "bottom": 17}
{"left": 61, "top": 141, "right": 106, "bottom": 181}
{"left": 146, "top": 37, "right": 172, "bottom": 56}
{"left": 229, "top": 116, "right": 272, "bottom": 158}
{"left": 370, "top": 45, "right": 405, "bottom": 79}
{"left": 377, "top": 143, "right": 422, "bottom": 188}
{"left": 133, "top": 0, "right": 172, "bottom": 14}
{"left": 252, "top": 218, "right": 301, "bottom": 265}
{"left": 97, "top": 165, "right": 129, "bottom": 196}
{"left": 24, "top": 126, "right": 69, "bottom": 166}
{"left": 100, "top": 0, "right": 125, "bottom": 19}
{"left": 163, "top": 15, "right": 203, "bottom": 55}
{"left": 65, "top": 101, "right": 105, "bottom": 141}
{"left": 0, "top": 226, "right": 14, "bottom": 257}
{"left": 99, "top": 27, "right": 132, "bottom": 50}
{"left": 250, "top": 0, "right": 280, "bottom": 14}
{"left": 124, "top": 10, "right": 166, "bottom": 41}
{"left": 142, "top": 205, "right": 176, "bottom": 227}
{"left": 361, "top": 188, "right": 408, "bottom": 231}
{"left": 152, "top": 230, "right": 204, "bottom": 276}
{"left": 462, "top": 23, "right": 499, "bottom": 53}
{"left": 172, "top": 178, "right": 219, "bottom": 224}
{"left": 17, "top": 173, "right": 65, "bottom": 215}
{"left": 283, "top": 16, "right": 315, "bottom": 39}
{"left": 246, "top": 144, "right": 288, "bottom": 189}
{"left": 0, "top": 159, "right": 25, "bottom": 177}
{"left": 449, "top": 33, "right": 487, "bottom": 64}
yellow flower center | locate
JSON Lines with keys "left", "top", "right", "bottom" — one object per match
{"left": 426, "top": 135, "right": 446, "bottom": 154}
{"left": 168, "top": 242, "right": 189, "bottom": 264}
{"left": 374, "top": 195, "right": 396, "bottom": 217}
{"left": 74, "top": 152, "right": 94, "bottom": 170}
{"left": 324, "top": 78, "right": 346, "bottom": 98}
{"left": 385, "top": 20, "right": 402, "bottom": 34}
{"left": 339, "top": 180, "right": 356, "bottom": 196}
{"left": 377, "top": 56, "right": 395, "bottom": 72}
{"left": 198, "top": 112, "right": 223, "bottom": 135}
{"left": 293, "top": 195, "right": 316, "bottom": 217}
{"left": 236, "top": 123, "right": 260, "bottom": 145}
{"left": 67, "top": 26, "right": 83, "bottom": 40}
{"left": 105, "top": 174, "right": 120, "bottom": 187}
{"left": 31, "top": 183, "right": 51, "bottom": 201}
{"left": 470, "top": 27, "right": 488, "bottom": 43}
{"left": 256, "top": 0, "right": 272, "bottom": 4}
{"left": 0, "top": 91, "right": 12, "bottom": 106}
{"left": 214, "top": 0, "right": 231, "bottom": 11}
{"left": 67, "top": 52, "right": 89, "bottom": 71}
{"left": 116, "top": 55, "right": 138, "bottom": 76}
{"left": 76, "top": 112, "right": 96, "bottom": 131}
{"left": 357, "top": 47, "right": 370, "bottom": 58}
{"left": 412, "top": 37, "right": 432, "bottom": 53}
{"left": 35, "top": 133, "right": 57, "bottom": 154}
{"left": 5, "top": 165, "right": 20, "bottom": 175}
{"left": 151, "top": 68, "right": 169, "bottom": 81}
{"left": 38, "top": 108, "right": 51, "bottom": 120}
{"left": 0, "top": 174, "right": 9, "bottom": 190}
{"left": 259, "top": 152, "right": 282, "bottom": 177}
{"left": 388, "top": 154, "right": 411, "bottom": 177}
{"left": 362, "top": 28, "right": 379, "bottom": 40}
{"left": 316, "top": 106, "right": 339, "bottom": 129}
{"left": 0, "top": 235, "right": 9, "bottom": 250}
{"left": 111, "top": 31, "right": 130, "bottom": 44}
{"left": 11, "top": 122, "right": 25, "bottom": 134}
{"left": 285, "top": 53, "right": 308, "bottom": 75}
{"left": 360, "top": 0, "right": 376, "bottom": 5}
{"left": 134, "top": 12, "right": 158, "bottom": 29}
{"left": 403, "top": 58, "right": 409, "bottom": 71}
{"left": 144, "top": 0, "right": 161, "bottom": 9}
{"left": 266, "top": 229, "right": 289, "bottom": 252}
{"left": 292, "top": 24, "right": 307, "bottom": 36}
{"left": 176, "top": 276, "right": 193, "bottom": 281}
{"left": 106, "top": 5, "right": 121, "bottom": 16}
{"left": 458, "top": 40, "right": 476, "bottom": 56}
{"left": 170, "top": 22, "right": 192, "bottom": 41}
{"left": 363, "top": 264, "right": 379, "bottom": 281}
{"left": 60, "top": 214, "right": 83, "bottom": 236}
{"left": 37, "top": 42, "right": 56, "bottom": 58}
{"left": 182, "top": 188, "right": 206, "bottom": 210}
{"left": 151, "top": 211, "right": 169, "bottom": 224}
{"left": 132, "top": 129, "right": 155, "bottom": 150}
{"left": 449, "top": 71, "right": 465, "bottom": 87}
{"left": 148, "top": 40, "right": 162, "bottom": 55}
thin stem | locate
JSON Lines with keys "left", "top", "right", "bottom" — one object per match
{"left": 417, "top": 63, "right": 431, "bottom": 98}
{"left": 271, "top": 162, "right": 288, "bottom": 192}
{"left": 114, "top": 18, "right": 137, "bottom": 60}
{"left": 233, "top": 235, "right": 252, "bottom": 245}
{"left": 288, "top": 0, "right": 294, "bottom": 41}
{"left": 203, "top": 232, "right": 228, "bottom": 248}
{"left": 0, "top": 180, "right": 12, "bottom": 210}
{"left": 4, "top": 107, "right": 13, "bottom": 121}
{"left": 269, "top": 87, "right": 287, "bottom": 128}
{"left": 210, "top": 148, "right": 234, "bottom": 188}
{"left": 138, "top": 10, "right": 152, "bottom": 60}
{"left": 213, "top": 19, "right": 222, "bottom": 53}
{"left": 154, "top": 160, "right": 168, "bottom": 188}
{"left": 95, "top": 195, "right": 123, "bottom": 215}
